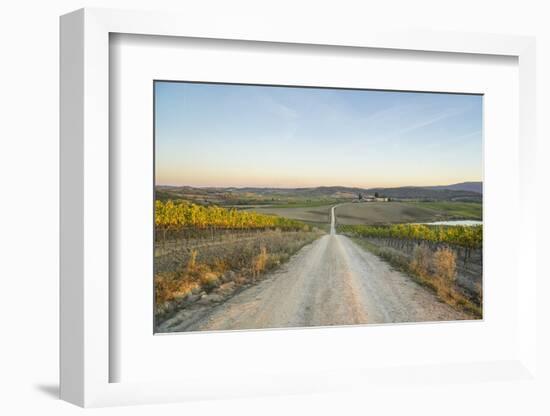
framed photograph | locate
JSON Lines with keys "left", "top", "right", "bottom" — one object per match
{"left": 153, "top": 81, "right": 483, "bottom": 334}
{"left": 60, "top": 8, "right": 537, "bottom": 407}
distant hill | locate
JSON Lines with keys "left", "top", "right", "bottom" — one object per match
{"left": 365, "top": 185, "right": 481, "bottom": 202}
{"left": 233, "top": 186, "right": 366, "bottom": 198}
{"left": 425, "top": 181, "right": 482, "bottom": 194}
{"left": 157, "top": 182, "right": 482, "bottom": 204}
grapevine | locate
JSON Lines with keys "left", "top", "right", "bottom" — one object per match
{"left": 338, "top": 223, "right": 482, "bottom": 249}
{"left": 155, "top": 200, "right": 309, "bottom": 232}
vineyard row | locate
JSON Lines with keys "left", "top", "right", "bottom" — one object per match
{"left": 337, "top": 223, "right": 482, "bottom": 249}
{"left": 155, "top": 200, "right": 309, "bottom": 231}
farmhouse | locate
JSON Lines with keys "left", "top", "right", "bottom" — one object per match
{"left": 355, "top": 193, "right": 389, "bottom": 202}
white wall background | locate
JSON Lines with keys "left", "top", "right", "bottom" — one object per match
{"left": 0, "top": 0, "right": 548, "bottom": 414}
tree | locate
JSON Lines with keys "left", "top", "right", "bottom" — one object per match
{"left": 374, "top": 192, "right": 379, "bottom": 198}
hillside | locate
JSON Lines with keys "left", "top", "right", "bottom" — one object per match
{"left": 156, "top": 181, "right": 483, "bottom": 205}
{"left": 365, "top": 185, "right": 481, "bottom": 201}
{"left": 425, "top": 181, "right": 482, "bottom": 194}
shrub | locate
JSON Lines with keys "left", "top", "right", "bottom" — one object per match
{"left": 187, "top": 249, "right": 198, "bottom": 271}
{"left": 155, "top": 273, "right": 175, "bottom": 306}
{"left": 410, "top": 244, "right": 431, "bottom": 277}
{"left": 433, "top": 247, "right": 457, "bottom": 283}
{"left": 155, "top": 272, "right": 198, "bottom": 306}
{"left": 252, "top": 246, "right": 269, "bottom": 278}
{"left": 200, "top": 272, "right": 220, "bottom": 292}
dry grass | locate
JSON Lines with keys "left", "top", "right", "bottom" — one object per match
{"left": 154, "top": 229, "right": 322, "bottom": 311}
{"left": 155, "top": 273, "right": 199, "bottom": 307}
{"left": 155, "top": 248, "right": 225, "bottom": 306}
{"left": 187, "top": 249, "right": 198, "bottom": 271}
{"left": 252, "top": 246, "right": 269, "bottom": 278}
{"left": 409, "top": 245, "right": 479, "bottom": 315}
{"left": 410, "top": 244, "right": 431, "bottom": 277}
{"left": 245, "top": 205, "right": 332, "bottom": 223}
{"left": 352, "top": 238, "right": 481, "bottom": 318}
{"left": 433, "top": 247, "right": 457, "bottom": 283}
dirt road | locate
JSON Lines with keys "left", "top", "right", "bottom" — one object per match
{"left": 159, "top": 206, "right": 469, "bottom": 332}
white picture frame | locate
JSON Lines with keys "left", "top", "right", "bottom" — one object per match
{"left": 60, "top": 8, "right": 537, "bottom": 407}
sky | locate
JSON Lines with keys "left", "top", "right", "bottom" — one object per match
{"left": 155, "top": 81, "right": 482, "bottom": 188}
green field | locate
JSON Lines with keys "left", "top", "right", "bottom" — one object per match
{"left": 257, "top": 199, "right": 339, "bottom": 209}
{"left": 156, "top": 186, "right": 482, "bottom": 226}
{"left": 405, "top": 201, "right": 482, "bottom": 220}
{"left": 334, "top": 201, "right": 481, "bottom": 225}
{"left": 243, "top": 204, "right": 333, "bottom": 224}
{"left": 243, "top": 201, "right": 481, "bottom": 226}
{"left": 158, "top": 183, "right": 482, "bottom": 227}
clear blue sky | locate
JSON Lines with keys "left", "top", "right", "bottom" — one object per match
{"left": 155, "top": 81, "right": 482, "bottom": 188}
